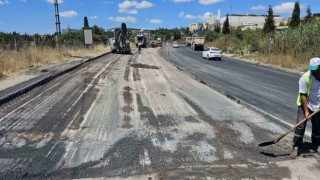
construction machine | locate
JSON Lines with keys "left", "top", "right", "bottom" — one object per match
{"left": 135, "top": 29, "right": 149, "bottom": 48}
{"left": 111, "top": 23, "right": 131, "bottom": 54}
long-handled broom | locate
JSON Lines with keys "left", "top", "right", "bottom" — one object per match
{"left": 259, "top": 109, "right": 320, "bottom": 147}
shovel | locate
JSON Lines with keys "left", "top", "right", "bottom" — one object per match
{"left": 259, "top": 109, "right": 320, "bottom": 147}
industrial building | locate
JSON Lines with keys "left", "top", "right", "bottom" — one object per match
{"left": 189, "top": 9, "right": 221, "bottom": 32}
{"left": 189, "top": 9, "right": 285, "bottom": 32}
{"left": 220, "top": 14, "right": 284, "bottom": 30}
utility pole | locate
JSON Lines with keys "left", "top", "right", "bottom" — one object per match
{"left": 54, "top": 0, "right": 61, "bottom": 48}
{"left": 54, "top": 0, "right": 61, "bottom": 35}
{"left": 14, "top": 39, "right": 17, "bottom": 51}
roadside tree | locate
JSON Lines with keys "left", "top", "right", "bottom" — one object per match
{"left": 263, "top": 5, "right": 276, "bottom": 34}
{"left": 304, "top": 6, "right": 313, "bottom": 24}
{"left": 289, "top": 1, "right": 300, "bottom": 28}
{"left": 84, "top": 16, "right": 89, "bottom": 29}
{"left": 222, "top": 14, "right": 230, "bottom": 35}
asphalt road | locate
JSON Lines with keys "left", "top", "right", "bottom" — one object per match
{"left": 164, "top": 46, "right": 301, "bottom": 125}
{"left": 0, "top": 49, "right": 299, "bottom": 179}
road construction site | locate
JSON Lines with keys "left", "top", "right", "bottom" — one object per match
{"left": 0, "top": 47, "right": 319, "bottom": 179}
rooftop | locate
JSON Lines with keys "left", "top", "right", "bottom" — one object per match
{"left": 227, "top": 14, "right": 282, "bottom": 17}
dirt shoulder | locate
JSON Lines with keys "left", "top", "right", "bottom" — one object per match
{"left": 0, "top": 49, "right": 110, "bottom": 91}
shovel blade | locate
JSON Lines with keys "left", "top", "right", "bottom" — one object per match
{"left": 258, "top": 141, "right": 275, "bottom": 147}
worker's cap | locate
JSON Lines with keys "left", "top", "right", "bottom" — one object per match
{"left": 309, "top": 57, "right": 320, "bottom": 71}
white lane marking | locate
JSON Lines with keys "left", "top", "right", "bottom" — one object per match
{"left": 69, "top": 145, "right": 79, "bottom": 165}
{"left": 46, "top": 142, "right": 58, "bottom": 158}
{"left": 97, "top": 89, "right": 112, "bottom": 140}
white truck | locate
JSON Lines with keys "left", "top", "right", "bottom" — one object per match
{"left": 191, "top": 36, "right": 204, "bottom": 51}
{"left": 185, "top": 37, "right": 192, "bottom": 47}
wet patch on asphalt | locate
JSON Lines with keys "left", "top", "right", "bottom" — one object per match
{"left": 133, "top": 67, "right": 141, "bottom": 81}
{"left": 154, "top": 132, "right": 174, "bottom": 143}
{"left": 184, "top": 115, "right": 200, "bottom": 123}
{"left": 185, "top": 132, "right": 206, "bottom": 142}
{"left": 124, "top": 59, "right": 132, "bottom": 81}
{"left": 131, "top": 63, "right": 160, "bottom": 70}
{"left": 122, "top": 86, "right": 133, "bottom": 128}
{"left": 123, "top": 87, "right": 133, "bottom": 105}
{"left": 136, "top": 94, "right": 176, "bottom": 128}
{"left": 122, "top": 115, "right": 133, "bottom": 129}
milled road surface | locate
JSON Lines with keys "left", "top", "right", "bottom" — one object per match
{"left": 0, "top": 48, "right": 303, "bottom": 179}
{"left": 164, "top": 46, "right": 301, "bottom": 124}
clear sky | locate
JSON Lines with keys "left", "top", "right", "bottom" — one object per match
{"left": 0, "top": 0, "right": 319, "bottom": 34}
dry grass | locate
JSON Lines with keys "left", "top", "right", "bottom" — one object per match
{"left": 230, "top": 53, "right": 308, "bottom": 72}
{"left": 257, "top": 53, "right": 308, "bottom": 72}
{"left": 0, "top": 45, "right": 109, "bottom": 78}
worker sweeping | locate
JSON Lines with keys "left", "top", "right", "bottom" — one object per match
{"left": 291, "top": 57, "right": 320, "bottom": 158}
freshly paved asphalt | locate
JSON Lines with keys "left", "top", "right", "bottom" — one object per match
{"left": 165, "top": 46, "right": 301, "bottom": 125}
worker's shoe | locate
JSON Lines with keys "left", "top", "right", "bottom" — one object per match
{"left": 310, "top": 147, "right": 320, "bottom": 160}
{"left": 290, "top": 147, "right": 299, "bottom": 159}
{"left": 309, "top": 146, "right": 319, "bottom": 154}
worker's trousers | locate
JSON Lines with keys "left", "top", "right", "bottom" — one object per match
{"left": 293, "top": 107, "right": 320, "bottom": 148}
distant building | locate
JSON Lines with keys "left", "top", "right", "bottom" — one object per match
{"left": 189, "top": 23, "right": 201, "bottom": 32}
{"left": 313, "top": 13, "right": 320, "bottom": 20}
{"left": 189, "top": 22, "right": 215, "bottom": 32}
{"left": 220, "top": 14, "right": 284, "bottom": 30}
{"left": 189, "top": 9, "right": 222, "bottom": 32}
{"left": 208, "top": 13, "right": 214, "bottom": 25}
{"left": 107, "top": 28, "right": 153, "bottom": 32}
{"left": 276, "top": 26, "right": 289, "bottom": 31}
{"left": 62, "top": 28, "right": 79, "bottom": 34}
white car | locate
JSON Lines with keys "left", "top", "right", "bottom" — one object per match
{"left": 202, "top": 47, "right": 222, "bottom": 60}
{"left": 172, "top": 41, "right": 179, "bottom": 48}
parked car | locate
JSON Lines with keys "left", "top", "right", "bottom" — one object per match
{"left": 172, "top": 41, "right": 179, "bottom": 48}
{"left": 202, "top": 47, "right": 222, "bottom": 60}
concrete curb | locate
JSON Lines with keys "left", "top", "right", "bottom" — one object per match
{"left": 159, "top": 47, "right": 294, "bottom": 131}
{"left": 0, "top": 52, "right": 111, "bottom": 106}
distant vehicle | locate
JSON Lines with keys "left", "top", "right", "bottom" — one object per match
{"left": 185, "top": 37, "right": 192, "bottom": 47}
{"left": 202, "top": 47, "right": 222, "bottom": 60}
{"left": 166, "top": 42, "right": 170, "bottom": 46}
{"left": 150, "top": 38, "right": 162, "bottom": 48}
{"left": 173, "top": 41, "right": 179, "bottom": 48}
{"left": 191, "top": 35, "right": 204, "bottom": 51}
{"left": 156, "top": 38, "right": 162, "bottom": 47}
{"left": 135, "top": 29, "right": 149, "bottom": 48}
